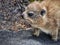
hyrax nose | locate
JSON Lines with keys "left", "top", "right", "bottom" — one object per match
{"left": 20, "top": 14, "right": 24, "bottom": 19}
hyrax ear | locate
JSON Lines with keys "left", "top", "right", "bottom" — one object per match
{"left": 42, "top": 7, "right": 48, "bottom": 23}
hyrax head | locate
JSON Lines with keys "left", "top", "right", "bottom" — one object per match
{"left": 22, "top": 1, "right": 47, "bottom": 28}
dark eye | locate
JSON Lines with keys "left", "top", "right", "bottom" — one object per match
{"left": 28, "top": 12, "right": 34, "bottom": 17}
{"left": 40, "top": 9, "right": 46, "bottom": 16}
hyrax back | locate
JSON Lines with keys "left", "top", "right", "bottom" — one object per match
{"left": 23, "top": 0, "right": 60, "bottom": 41}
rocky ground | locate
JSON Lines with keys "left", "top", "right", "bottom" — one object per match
{"left": 0, "top": 30, "right": 60, "bottom": 45}
{"left": 0, "top": 0, "right": 60, "bottom": 45}
{"left": 0, "top": 0, "right": 31, "bottom": 31}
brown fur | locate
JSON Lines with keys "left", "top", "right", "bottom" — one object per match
{"left": 23, "top": 0, "right": 60, "bottom": 41}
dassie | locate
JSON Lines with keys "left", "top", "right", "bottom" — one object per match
{"left": 22, "top": 0, "right": 60, "bottom": 41}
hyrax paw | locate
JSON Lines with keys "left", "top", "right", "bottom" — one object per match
{"left": 52, "top": 37, "right": 58, "bottom": 41}
{"left": 33, "top": 32, "right": 40, "bottom": 37}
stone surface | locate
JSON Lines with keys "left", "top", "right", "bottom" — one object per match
{"left": 0, "top": 30, "right": 60, "bottom": 45}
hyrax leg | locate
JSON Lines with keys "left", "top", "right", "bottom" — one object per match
{"left": 33, "top": 28, "right": 41, "bottom": 36}
{"left": 51, "top": 28, "right": 58, "bottom": 41}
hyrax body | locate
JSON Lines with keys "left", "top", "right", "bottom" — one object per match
{"left": 22, "top": 0, "right": 60, "bottom": 41}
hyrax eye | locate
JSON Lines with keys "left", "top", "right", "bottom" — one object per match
{"left": 28, "top": 12, "right": 34, "bottom": 17}
{"left": 40, "top": 9, "right": 46, "bottom": 16}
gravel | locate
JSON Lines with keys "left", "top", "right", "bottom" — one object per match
{"left": 0, "top": 0, "right": 30, "bottom": 31}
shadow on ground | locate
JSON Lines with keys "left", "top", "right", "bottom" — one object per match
{"left": 0, "top": 30, "right": 60, "bottom": 45}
